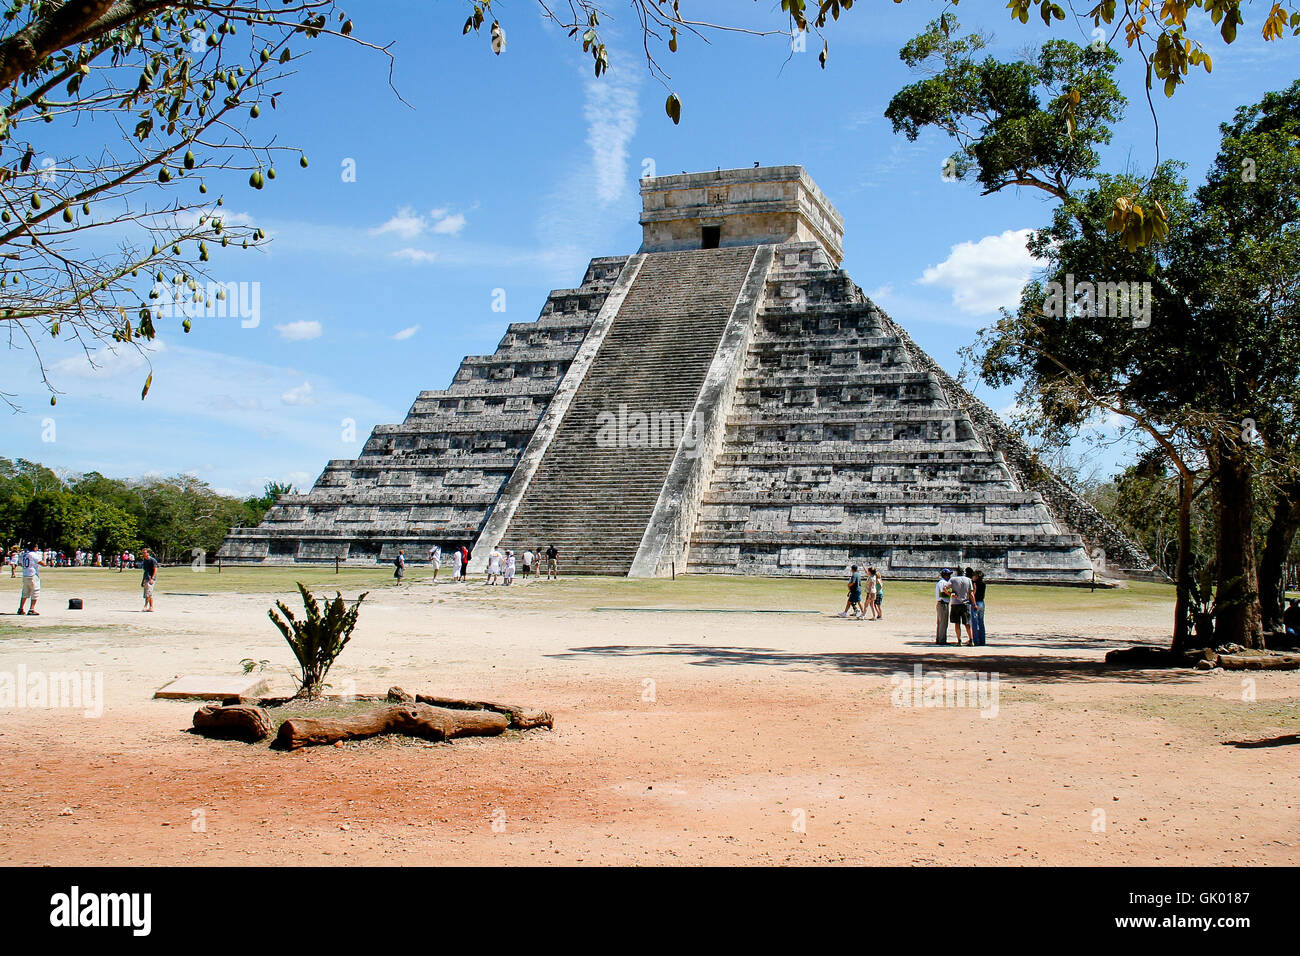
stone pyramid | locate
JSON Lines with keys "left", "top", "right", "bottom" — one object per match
{"left": 221, "top": 166, "right": 1151, "bottom": 582}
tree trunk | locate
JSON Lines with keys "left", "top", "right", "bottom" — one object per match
{"left": 1258, "top": 479, "right": 1300, "bottom": 632}
{"left": 1171, "top": 472, "right": 1196, "bottom": 652}
{"left": 192, "top": 703, "right": 274, "bottom": 742}
{"left": 1217, "top": 653, "right": 1300, "bottom": 670}
{"left": 1213, "top": 434, "right": 1264, "bottom": 649}
{"left": 415, "top": 694, "right": 553, "bottom": 730}
{"left": 273, "top": 703, "right": 509, "bottom": 750}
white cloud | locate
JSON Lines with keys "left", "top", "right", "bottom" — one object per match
{"left": 391, "top": 247, "right": 437, "bottom": 264}
{"left": 584, "top": 66, "right": 639, "bottom": 205}
{"left": 917, "top": 229, "right": 1041, "bottom": 315}
{"left": 531, "top": 55, "right": 640, "bottom": 274}
{"left": 430, "top": 211, "right": 466, "bottom": 235}
{"left": 169, "top": 206, "right": 257, "bottom": 232}
{"left": 50, "top": 339, "right": 165, "bottom": 380}
{"left": 207, "top": 394, "right": 263, "bottom": 412}
{"left": 275, "top": 319, "right": 322, "bottom": 341}
{"left": 372, "top": 207, "right": 427, "bottom": 239}
{"left": 280, "top": 381, "right": 315, "bottom": 406}
{"left": 0, "top": 336, "right": 400, "bottom": 501}
{"left": 392, "top": 325, "right": 420, "bottom": 341}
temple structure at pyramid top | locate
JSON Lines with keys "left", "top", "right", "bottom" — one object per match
{"left": 221, "top": 165, "right": 1152, "bottom": 582}
{"left": 639, "top": 165, "right": 844, "bottom": 265}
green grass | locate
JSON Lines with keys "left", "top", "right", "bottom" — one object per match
{"left": 1082, "top": 694, "right": 1300, "bottom": 737}
{"left": 264, "top": 697, "right": 392, "bottom": 722}
{"left": 494, "top": 573, "right": 1178, "bottom": 616}
{"left": 2, "top": 565, "right": 1179, "bottom": 619}
{"left": 0, "top": 565, "right": 414, "bottom": 596}
{"left": 0, "top": 620, "right": 115, "bottom": 640}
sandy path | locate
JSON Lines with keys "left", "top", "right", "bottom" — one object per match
{"left": 0, "top": 573, "right": 1295, "bottom": 865}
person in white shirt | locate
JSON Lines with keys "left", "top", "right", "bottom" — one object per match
{"left": 522, "top": 549, "right": 533, "bottom": 579}
{"left": 18, "top": 545, "right": 45, "bottom": 615}
{"left": 451, "top": 547, "right": 463, "bottom": 582}
{"left": 428, "top": 544, "right": 442, "bottom": 581}
{"left": 486, "top": 547, "right": 502, "bottom": 585}
{"left": 504, "top": 550, "right": 516, "bottom": 586}
{"left": 935, "top": 569, "right": 953, "bottom": 644}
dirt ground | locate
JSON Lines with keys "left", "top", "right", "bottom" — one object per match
{"left": 0, "top": 567, "right": 1296, "bottom": 866}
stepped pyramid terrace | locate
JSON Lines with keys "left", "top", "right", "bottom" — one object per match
{"left": 220, "top": 166, "right": 1152, "bottom": 582}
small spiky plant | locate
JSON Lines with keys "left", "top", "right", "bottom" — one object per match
{"left": 268, "top": 583, "right": 368, "bottom": 699}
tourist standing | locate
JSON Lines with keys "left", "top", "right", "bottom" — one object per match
{"left": 505, "top": 550, "right": 516, "bottom": 585}
{"left": 522, "top": 549, "right": 533, "bottom": 579}
{"left": 394, "top": 549, "right": 406, "bottom": 584}
{"left": 935, "top": 568, "right": 953, "bottom": 644}
{"left": 863, "top": 567, "right": 880, "bottom": 620}
{"left": 140, "top": 547, "right": 158, "bottom": 612}
{"left": 871, "top": 568, "right": 884, "bottom": 620}
{"left": 840, "top": 565, "right": 864, "bottom": 619}
{"left": 858, "top": 567, "right": 876, "bottom": 621}
{"left": 428, "top": 544, "right": 441, "bottom": 581}
{"left": 949, "top": 567, "right": 975, "bottom": 646}
{"left": 971, "top": 569, "right": 987, "bottom": 646}
{"left": 546, "top": 544, "right": 559, "bottom": 579}
{"left": 451, "top": 546, "right": 463, "bottom": 582}
{"left": 487, "top": 546, "right": 502, "bottom": 585}
{"left": 17, "top": 544, "right": 44, "bottom": 615}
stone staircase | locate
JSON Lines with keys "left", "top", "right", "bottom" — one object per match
{"left": 499, "top": 247, "right": 758, "bottom": 573}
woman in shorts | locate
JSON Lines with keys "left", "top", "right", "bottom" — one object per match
{"left": 860, "top": 567, "right": 877, "bottom": 620}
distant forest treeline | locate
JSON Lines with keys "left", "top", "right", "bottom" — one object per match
{"left": 1, "top": 458, "right": 292, "bottom": 563}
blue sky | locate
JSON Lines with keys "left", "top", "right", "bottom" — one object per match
{"left": 2, "top": 1, "right": 1294, "bottom": 495}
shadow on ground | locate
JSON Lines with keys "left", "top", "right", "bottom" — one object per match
{"left": 547, "top": 634, "right": 1199, "bottom": 684}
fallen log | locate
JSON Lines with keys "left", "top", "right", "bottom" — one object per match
{"left": 415, "top": 694, "right": 553, "bottom": 730}
{"left": 1216, "top": 654, "right": 1300, "bottom": 671}
{"left": 193, "top": 703, "right": 274, "bottom": 742}
{"left": 273, "top": 703, "right": 509, "bottom": 751}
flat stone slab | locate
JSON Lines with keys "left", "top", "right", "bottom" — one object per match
{"left": 154, "top": 675, "right": 269, "bottom": 700}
